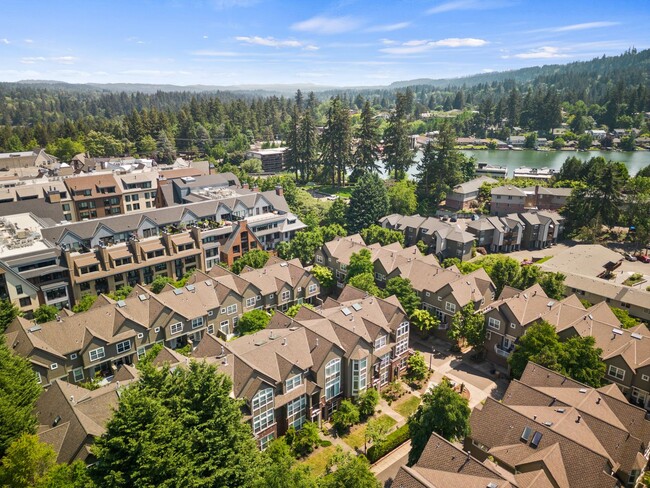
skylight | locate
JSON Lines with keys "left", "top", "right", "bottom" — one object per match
{"left": 342, "top": 307, "right": 351, "bottom": 316}
{"left": 530, "top": 431, "right": 543, "bottom": 448}
{"left": 352, "top": 303, "right": 362, "bottom": 311}
{"left": 520, "top": 426, "right": 532, "bottom": 442}
{"left": 173, "top": 288, "right": 183, "bottom": 295}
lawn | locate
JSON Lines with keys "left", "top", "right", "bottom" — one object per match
{"left": 342, "top": 414, "right": 397, "bottom": 450}
{"left": 534, "top": 256, "right": 553, "bottom": 264}
{"left": 392, "top": 394, "right": 421, "bottom": 419}
{"left": 300, "top": 444, "right": 338, "bottom": 477}
{"left": 623, "top": 273, "right": 644, "bottom": 286}
{"left": 312, "top": 185, "right": 353, "bottom": 199}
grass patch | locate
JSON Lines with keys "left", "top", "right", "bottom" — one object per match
{"left": 392, "top": 394, "right": 421, "bottom": 419}
{"left": 342, "top": 414, "right": 397, "bottom": 450}
{"left": 623, "top": 273, "right": 644, "bottom": 286}
{"left": 300, "top": 444, "right": 337, "bottom": 477}
{"left": 312, "top": 185, "right": 353, "bottom": 198}
{"left": 534, "top": 256, "right": 553, "bottom": 264}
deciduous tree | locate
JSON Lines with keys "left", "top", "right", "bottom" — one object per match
{"left": 237, "top": 309, "right": 271, "bottom": 335}
{"left": 231, "top": 249, "right": 270, "bottom": 274}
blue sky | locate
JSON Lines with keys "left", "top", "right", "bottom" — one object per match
{"left": 0, "top": 0, "right": 648, "bottom": 86}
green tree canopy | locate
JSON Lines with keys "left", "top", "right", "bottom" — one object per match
{"left": 360, "top": 225, "right": 405, "bottom": 247}
{"left": 448, "top": 303, "right": 485, "bottom": 349}
{"left": 0, "top": 298, "right": 22, "bottom": 333}
{"left": 71, "top": 294, "right": 98, "bottom": 313}
{"left": 346, "top": 248, "right": 374, "bottom": 283}
{"left": 149, "top": 276, "right": 176, "bottom": 294}
{"left": 406, "top": 351, "right": 429, "bottom": 382}
{"left": 0, "top": 336, "right": 41, "bottom": 457}
{"left": 331, "top": 400, "right": 360, "bottom": 434}
{"left": 354, "top": 101, "right": 382, "bottom": 174}
{"left": 346, "top": 172, "right": 389, "bottom": 234}
{"left": 385, "top": 276, "right": 421, "bottom": 316}
{"left": 348, "top": 273, "right": 384, "bottom": 297}
{"left": 91, "top": 361, "right": 261, "bottom": 487}
{"left": 231, "top": 249, "right": 270, "bottom": 274}
{"left": 387, "top": 179, "right": 417, "bottom": 215}
{"left": 253, "top": 437, "right": 313, "bottom": 488}
{"left": 408, "top": 380, "right": 471, "bottom": 465}
{"left": 0, "top": 433, "right": 56, "bottom": 488}
{"left": 237, "top": 309, "right": 271, "bottom": 335}
{"left": 320, "top": 447, "right": 380, "bottom": 488}
{"left": 311, "top": 264, "right": 334, "bottom": 290}
{"left": 286, "top": 303, "right": 315, "bottom": 318}
{"left": 33, "top": 305, "right": 59, "bottom": 324}
{"left": 356, "top": 388, "right": 379, "bottom": 419}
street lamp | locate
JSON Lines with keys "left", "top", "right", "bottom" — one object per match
{"left": 429, "top": 345, "right": 434, "bottom": 371}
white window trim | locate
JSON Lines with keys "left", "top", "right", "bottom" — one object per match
{"left": 308, "top": 284, "right": 317, "bottom": 295}
{"left": 642, "top": 374, "right": 649, "bottom": 382}
{"left": 488, "top": 317, "right": 501, "bottom": 330}
{"left": 445, "top": 301, "right": 456, "bottom": 313}
{"left": 137, "top": 333, "right": 144, "bottom": 339}
{"left": 170, "top": 322, "right": 183, "bottom": 335}
{"left": 285, "top": 374, "right": 302, "bottom": 392}
{"left": 73, "top": 367, "right": 84, "bottom": 382}
{"left": 70, "top": 353, "right": 78, "bottom": 360}
{"left": 50, "top": 363, "right": 58, "bottom": 370}
{"left": 608, "top": 364, "right": 625, "bottom": 381}
{"left": 89, "top": 347, "right": 105, "bottom": 362}
{"left": 116, "top": 340, "right": 131, "bottom": 354}
{"left": 191, "top": 317, "right": 204, "bottom": 329}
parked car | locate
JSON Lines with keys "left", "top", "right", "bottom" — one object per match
{"left": 637, "top": 254, "right": 650, "bottom": 263}
{"left": 624, "top": 252, "right": 638, "bottom": 262}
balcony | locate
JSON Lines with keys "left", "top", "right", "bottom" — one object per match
{"left": 494, "top": 344, "right": 512, "bottom": 358}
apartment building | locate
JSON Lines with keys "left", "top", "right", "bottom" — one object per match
{"left": 245, "top": 148, "right": 287, "bottom": 173}
{"left": 378, "top": 214, "right": 475, "bottom": 261}
{"left": 0, "top": 149, "right": 57, "bottom": 171}
{"left": 156, "top": 173, "right": 240, "bottom": 207}
{"left": 466, "top": 363, "right": 650, "bottom": 488}
{"left": 193, "top": 285, "right": 411, "bottom": 448}
{"left": 116, "top": 171, "right": 159, "bottom": 214}
{"left": 64, "top": 174, "right": 123, "bottom": 219}
{"left": 40, "top": 188, "right": 306, "bottom": 302}
{"left": 446, "top": 175, "right": 496, "bottom": 211}
{"left": 490, "top": 186, "right": 527, "bottom": 216}
{"left": 0, "top": 178, "right": 75, "bottom": 221}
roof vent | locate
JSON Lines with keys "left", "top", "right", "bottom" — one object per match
{"left": 543, "top": 421, "right": 553, "bottom": 427}
{"left": 269, "top": 330, "right": 275, "bottom": 340}
{"left": 53, "top": 415, "right": 61, "bottom": 427}
{"left": 556, "top": 408, "right": 565, "bottom": 413}
{"left": 28, "top": 325, "right": 42, "bottom": 333}
{"left": 280, "top": 262, "right": 288, "bottom": 267}
{"left": 205, "top": 280, "right": 213, "bottom": 286}
{"left": 186, "top": 284, "right": 195, "bottom": 292}
{"left": 117, "top": 300, "right": 126, "bottom": 308}
{"left": 588, "top": 314, "right": 593, "bottom": 320}
{"left": 487, "top": 483, "right": 498, "bottom": 488}
{"left": 579, "top": 388, "right": 587, "bottom": 393}
{"left": 282, "top": 338, "right": 287, "bottom": 346}
{"left": 547, "top": 301, "right": 555, "bottom": 308}
{"left": 352, "top": 303, "right": 362, "bottom": 311}
{"left": 596, "top": 397, "right": 601, "bottom": 405}
{"left": 138, "top": 294, "right": 148, "bottom": 301}
{"left": 631, "top": 332, "right": 642, "bottom": 340}
{"left": 612, "top": 328, "right": 623, "bottom": 336}
{"left": 173, "top": 288, "right": 183, "bottom": 295}
{"left": 576, "top": 415, "right": 582, "bottom": 423}
{"left": 523, "top": 294, "right": 528, "bottom": 299}
{"left": 342, "top": 307, "right": 351, "bottom": 316}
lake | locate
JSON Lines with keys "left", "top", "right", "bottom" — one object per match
{"left": 396, "top": 149, "right": 650, "bottom": 178}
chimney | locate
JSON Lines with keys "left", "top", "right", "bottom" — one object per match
{"left": 252, "top": 185, "right": 260, "bottom": 192}
{"left": 576, "top": 415, "right": 582, "bottom": 423}
{"left": 596, "top": 397, "right": 601, "bottom": 405}
{"left": 242, "top": 182, "right": 249, "bottom": 190}
{"left": 275, "top": 185, "right": 283, "bottom": 196}
{"left": 70, "top": 395, "right": 74, "bottom": 403}
{"left": 282, "top": 338, "right": 287, "bottom": 346}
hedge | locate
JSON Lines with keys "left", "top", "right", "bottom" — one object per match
{"left": 365, "top": 423, "right": 410, "bottom": 464}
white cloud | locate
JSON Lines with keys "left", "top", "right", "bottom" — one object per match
{"left": 427, "top": 0, "right": 511, "bottom": 14}
{"left": 21, "top": 56, "right": 78, "bottom": 65}
{"left": 482, "top": 68, "right": 496, "bottom": 72}
{"left": 191, "top": 50, "right": 240, "bottom": 57}
{"left": 380, "top": 38, "right": 397, "bottom": 45}
{"left": 304, "top": 45, "right": 319, "bottom": 51}
{"left": 508, "top": 46, "right": 569, "bottom": 59}
{"left": 0, "top": 38, "right": 9, "bottom": 45}
{"left": 365, "top": 22, "right": 410, "bottom": 33}
{"left": 533, "top": 21, "right": 620, "bottom": 33}
{"left": 203, "top": 35, "right": 209, "bottom": 39}
{"left": 381, "top": 37, "right": 488, "bottom": 54}
{"left": 212, "top": 0, "right": 259, "bottom": 9}
{"left": 235, "top": 36, "right": 303, "bottom": 48}
{"left": 24, "top": 39, "right": 33, "bottom": 43}
{"left": 292, "top": 16, "right": 360, "bottom": 35}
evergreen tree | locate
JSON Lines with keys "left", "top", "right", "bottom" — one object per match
{"left": 354, "top": 101, "right": 381, "bottom": 174}
{"left": 346, "top": 172, "right": 389, "bottom": 233}
{"left": 0, "top": 298, "right": 22, "bottom": 333}
{"left": 299, "top": 111, "right": 318, "bottom": 182}
{"left": 320, "top": 97, "right": 352, "bottom": 186}
{"left": 383, "top": 93, "right": 414, "bottom": 180}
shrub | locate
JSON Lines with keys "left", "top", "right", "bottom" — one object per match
{"left": 381, "top": 381, "right": 404, "bottom": 404}
{"left": 319, "top": 439, "right": 332, "bottom": 447}
{"left": 357, "top": 388, "right": 379, "bottom": 419}
{"left": 365, "top": 424, "right": 410, "bottom": 463}
{"left": 331, "top": 400, "right": 360, "bottom": 434}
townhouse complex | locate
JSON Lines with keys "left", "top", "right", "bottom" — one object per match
{"left": 466, "top": 362, "right": 650, "bottom": 488}
{"left": 5, "top": 257, "right": 321, "bottom": 386}
{"left": 0, "top": 181, "right": 305, "bottom": 312}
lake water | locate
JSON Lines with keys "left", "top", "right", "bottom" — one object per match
{"left": 397, "top": 149, "right": 650, "bottom": 178}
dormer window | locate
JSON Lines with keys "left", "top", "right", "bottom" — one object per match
{"left": 374, "top": 335, "right": 387, "bottom": 349}
{"left": 285, "top": 374, "right": 302, "bottom": 392}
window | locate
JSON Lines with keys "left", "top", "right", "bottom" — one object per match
{"left": 252, "top": 388, "right": 275, "bottom": 434}
{"left": 425, "top": 291, "right": 430, "bottom": 297}
{"left": 208, "top": 310, "right": 214, "bottom": 317}
{"left": 375, "top": 272, "right": 385, "bottom": 281}
{"left": 642, "top": 374, "right": 649, "bottom": 382}
{"left": 191, "top": 317, "right": 204, "bottom": 329}
{"left": 397, "top": 322, "right": 409, "bottom": 337}
{"left": 137, "top": 333, "right": 144, "bottom": 339}
{"left": 608, "top": 365, "right": 625, "bottom": 381}
{"left": 510, "top": 322, "right": 517, "bottom": 329}
{"left": 226, "top": 304, "right": 237, "bottom": 315}
{"left": 259, "top": 432, "right": 275, "bottom": 451}
{"left": 281, "top": 290, "right": 290, "bottom": 302}
{"left": 19, "top": 297, "right": 31, "bottom": 307}
{"left": 35, "top": 371, "right": 42, "bottom": 384}
{"left": 116, "top": 340, "right": 131, "bottom": 354}
{"left": 220, "top": 320, "right": 229, "bottom": 334}
{"left": 438, "top": 296, "right": 442, "bottom": 301}
{"left": 220, "top": 308, "right": 226, "bottom": 314}
{"left": 308, "top": 284, "right": 317, "bottom": 295}
{"left": 374, "top": 335, "right": 387, "bottom": 349}
{"left": 73, "top": 367, "right": 84, "bottom": 382}
{"left": 16, "top": 285, "right": 23, "bottom": 295}
{"left": 285, "top": 374, "right": 302, "bottom": 392}
{"left": 315, "top": 254, "right": 323, "bottom": 264}
{"left": 70, "top": 353, "right": 78, "bottom": 360}
{"left": 352, "top": 357, "right": 367, "bottom": 394}
{"left": 246, "top": 297, "right": 256, "bottom": 308}
{"left": 137, "top": 346, "right": 146, "bottom": 359}
{"left": 395, "top": 336, "right": 409, "bottom": 356}
{"left": 486, "top": 331, "right": 492, "bottom": 340}
{"left": 170, "top": 322, "right": 183, "bottom": 335}
{"left": 340, "top": 263, "right": 347, "bottom": 271}
{"left": 154, "top": 327, "right": 160, "bottom": 333}
{"left": 325, "top": 358, "right": 341, "bottom": 400}
{"left": 50, "top": 363, "right": 58, "bottom": 370}
{"left": 445, "top": 302, "right": 456, "bottom": 313}
{"left": 89, "top": 347, "right": 105, "bottom": 362}
{"left": 287, "top": 395, "right": 306, "bottom": 429}
{"left": 488, "top": 317, "right": 501, "bottom": 330}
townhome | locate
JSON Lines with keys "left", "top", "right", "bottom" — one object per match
{"left": 116, "top": 171, "right": 158, "bottom": 214}
{"left": 40, "top": 188, "right": 305, "bottom": 302}
{"left": 525, "top": 186, "right": 572, "bottom": 211}
{"left": 466, "top": 362, "right": 650, "bottom": 488}
{"left": 550, "top": 301, "right": 650, "bottom": 410}
{"left": 0, "top": 178, "right": 75, "bottom": 221}
{"left": 445, "top": 176, "right": 496, "bottom": 211}
{"left": 193, "top": 285, "right": 411, "bottom": 448}
{"left": 467, "top": 214, "right": 524, "bottom": 252}
{"left": 393, "top": 433, "right": 513, "bottom": 488}
{"left": 490, "top": 186, "right": 527, "bottom": 216}
{"left": 156, "top": 173, "right": 240, "bottom": 207}
{"left": 64, "top": 174, "right": 124, "bottom": 219}
{"left": 378, "top": 214, "right": 475, "bottom": 261}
